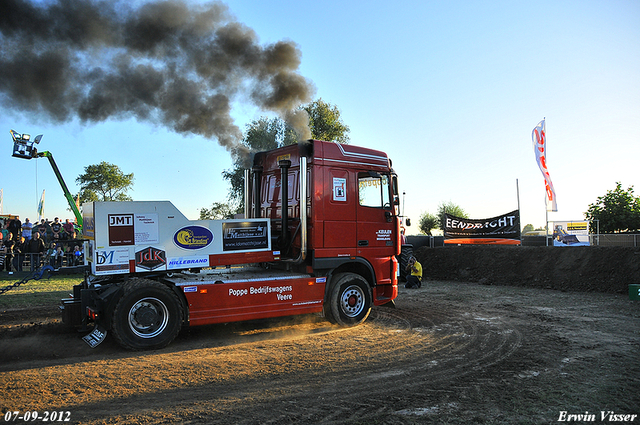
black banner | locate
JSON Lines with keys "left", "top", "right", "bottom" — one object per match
{"left": 444, "top": 210, "right": 520, "bottom": 240}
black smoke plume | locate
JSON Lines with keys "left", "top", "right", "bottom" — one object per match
{"left": 0, "top": 0, "right": 314, "bottom": 165}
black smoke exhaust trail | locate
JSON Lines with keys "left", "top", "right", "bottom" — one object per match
{"left": 0, "top": 0, "right": 315, "bottom": 166}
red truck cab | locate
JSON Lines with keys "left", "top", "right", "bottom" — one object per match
{"left": 249, "top": 140, "right": 400, "bottom": 303}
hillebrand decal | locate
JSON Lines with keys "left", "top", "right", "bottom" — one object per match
{"left": 174, "top": 226, "right": 213, "bottom": 250}
{"left": 168, "top": 256, "right": 210, "bottom": 269}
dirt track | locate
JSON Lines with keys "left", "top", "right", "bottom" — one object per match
{"left": 1, "top": 280, "right": 638, "bottom": 424}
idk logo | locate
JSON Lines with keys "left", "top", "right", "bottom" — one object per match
{"left": 135, "top": 247, "right": 166, "bottom": 271}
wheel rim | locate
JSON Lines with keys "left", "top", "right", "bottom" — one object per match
{"left": 339, "top": 284, "right": 365, "bottom": 318}
{"left": 128, "top": 297, "right": 170, "bottom": 339}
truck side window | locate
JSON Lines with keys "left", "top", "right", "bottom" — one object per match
{"left": 358, "top": 173, "right": 390, "bottom": 208}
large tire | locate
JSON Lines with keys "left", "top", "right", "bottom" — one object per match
{"left": 398, "top": 244, "right": 413, "bottom": 282}
{"left": 111, "top": 279, "right": 183, "bottom": 350}
{"left": 326, "top": 273, "right": 372, "bottom": 326}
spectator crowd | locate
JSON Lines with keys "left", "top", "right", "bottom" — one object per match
{"left": 0, "top": 216, "right": 85, "bottom": 274}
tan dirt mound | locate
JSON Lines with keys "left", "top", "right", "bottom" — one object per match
{"left": 415, "top": 245, "right": 640, "bottom": 293}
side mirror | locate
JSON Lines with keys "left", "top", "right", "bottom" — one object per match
{"left": 405, "top": 218, "right": 411, "bottom": 227}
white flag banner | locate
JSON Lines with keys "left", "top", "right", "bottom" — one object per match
{"left": 532, "top": 119, "right": 557, "bottom": 212}
{"left": 37, "top": 189, "right": 45, "bottom": 221}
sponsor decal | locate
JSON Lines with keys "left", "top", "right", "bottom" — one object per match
{"left": 134, "top": 213, "right": 159, "bottom": 244}
{"left": 316, "top": 277, "right": 327, "bottom": 284}
{"left": 333, "top": 177, "right": 347, "bottom": 201}
{"left": 83, "top": 216, "right": 95, "bottom": 239}
{"left": 95, "top": 248, "right": 130, "bottom": 275}
{"left": 222, "top": 221, "right": 269, "bottom": 251}
{"left": 228, "top": 285, "right": 293, "bottom": 301}
{"left": 135, "top": 247, "right": 166, "bottom": 271}
{"left": 110, "top": 214, "right": 133, "bottom": 226}
{"left": 173, "top": 226, "right": 213, "bottom": 250}
{"left": 376, "top": 229, "right": 392, "bottom": 241}
{"left": 167, "top": 256, "right": 210, "bottom": 269}
{"left": 183, "top": 286, "right": 198, "bottom": 293}
{"left": 108, "top": 214, "right": 134, "bottom": 246}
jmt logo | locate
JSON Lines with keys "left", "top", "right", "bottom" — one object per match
{"left": 109, "top": 214, "right": 133, "bottom": 226}
{"left": 108, "top": 214, "right": 135, "bottom": 246}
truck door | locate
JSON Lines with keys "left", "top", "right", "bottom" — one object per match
{"left": 356, "top": 171, "right": 395, "bottom": 252}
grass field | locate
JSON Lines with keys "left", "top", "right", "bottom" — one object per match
{"left": 0, "top": 273, "right": 81, "bottom": 309}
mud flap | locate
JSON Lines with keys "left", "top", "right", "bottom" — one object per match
{"left": 379, "top": 300, "right": 396, "bottom": 309}
{"left": 82, "top": 326, "right": 107, "bottom": 348}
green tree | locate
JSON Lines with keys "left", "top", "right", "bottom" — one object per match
{"left": 303, "top": 99, "right": 350, "bottom": 143}
{"left": 437, "top": 201, "right": 468, "bottom": 230}
{"left": 585, "top": 182, "right": 640, "bottom": 233}
{"left": 221, "top": 117, "right": 297, "bottom": 212}
{"left": 220, "top": 100, "right": 351, "bottom": 211}
{"left": 76, "top": 161, "right": 134, "bottom": 203}
{"left": 418, "top": 212, "right": 439, "bottom": 236}
{"left": 199, "top": 202, "right": 236, "bottom": 220}
{"left": 522, "top": 223, "right": 534, "bottom": 234}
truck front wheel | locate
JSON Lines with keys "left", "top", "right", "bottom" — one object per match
{"left": 326, "top": 273, "right": 372, "bottom": 326}
{"left": 111, "top": 279, "right": 183, "bottom": 350}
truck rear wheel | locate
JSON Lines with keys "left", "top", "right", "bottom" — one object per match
{"left": 111, "top": 279, "right": 183, "bottom": 350}
{"left": 399, "top": 245, "right": 413, "bottom": 282}
{"left": 326, "top": 273, "right": 372, "bottom": 326}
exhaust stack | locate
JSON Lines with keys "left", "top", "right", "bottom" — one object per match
{"left": 278, "top": 159, "right": 292, "bottom": 249}
{"left": 249, "top": 154, "right": 306, "bottom": 263}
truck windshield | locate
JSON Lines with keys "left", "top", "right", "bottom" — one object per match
{"left": 358, "top": 173, "right": 391, "bottom": 208}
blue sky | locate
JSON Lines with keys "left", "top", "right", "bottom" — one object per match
{"left": 1, "top": 0, "right": 639, "bottom": 234}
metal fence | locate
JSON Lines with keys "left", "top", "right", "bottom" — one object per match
{"left": 0, "top": 252, "right": 85, "bottom": 272}
{"left": 589, "top": 234, "right": 640, "bottom": 247}
{"left": 408, "top": 234, "right": 640, "bottom": 247}
{"left": 521, "top": 234, "right": 640, "bottom": 247}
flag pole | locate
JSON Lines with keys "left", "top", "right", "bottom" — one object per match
{"left": 516, "top": 178, "right": 520, "bottom": 213}
{"left": 516, "top": 178, "right": 521, "bottom": 239}
{"left": 545, "top": 201, "right": 549, "bottom": 246}
{"left": 544, "top": 116, "right": 549, "bottom": 246}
